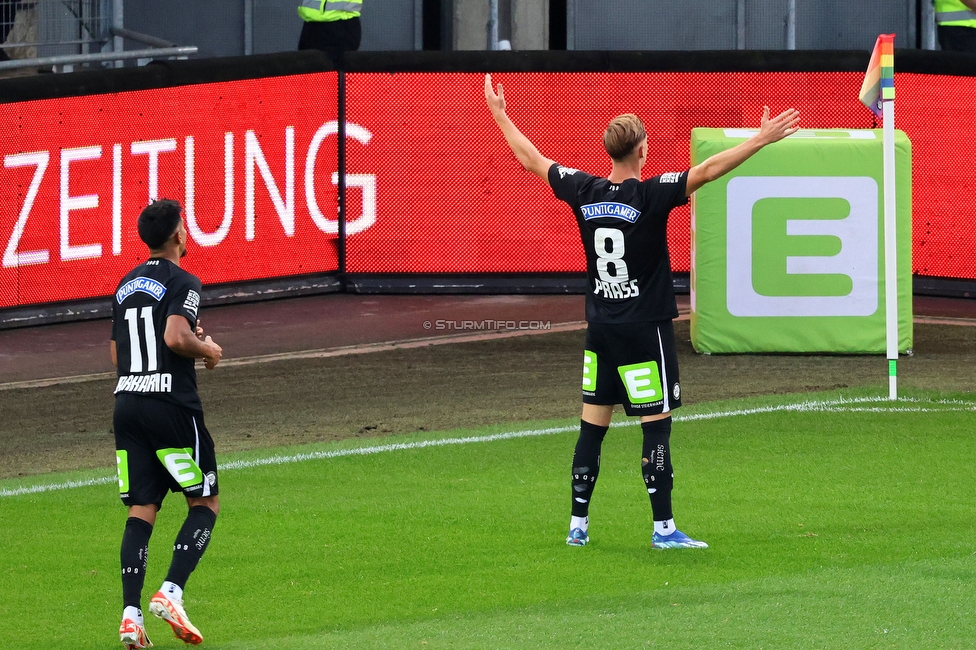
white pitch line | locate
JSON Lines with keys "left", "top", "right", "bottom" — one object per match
{"left": 674, "top": 397, "right": 976, "bottom": 422}
{"left": 0, "top": 476, "right": 117, "bottom": 497}
{"left": 4, "top": 395, "right": 973, "bottom": 499}
{"left": 219, "top": 424, "right": 581, "bottom": 472}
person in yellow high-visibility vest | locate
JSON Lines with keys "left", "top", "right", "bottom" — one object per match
{"left": 298, "top": 0, "right": 362, "bottom": 61}
{"left": 935, "top": 0, "right": 976, "bottom": 52}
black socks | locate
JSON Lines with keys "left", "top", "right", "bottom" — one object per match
{"left": 641, "top": 417, "right": 674, "bottom": 522}
{"left": 571, "top": 420, "right": 609, "bottom": 518}
{"left": 120, "top": 517, "right": 153, "bottom": 609}
{"left": 571, "top": 417, "right": 676, "bottom": 523}
{"left": 164, "top": 505, "right": 217, "bottom": 590}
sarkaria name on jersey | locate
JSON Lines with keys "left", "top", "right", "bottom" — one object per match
{"left": 581, "top": 202, "right": 640, "bottom": 223}
{"left": 114, "top": 373, "right": 173, "bottom": 394}
{"left": 594, "top": 278, "right": 640, "bottom": 299}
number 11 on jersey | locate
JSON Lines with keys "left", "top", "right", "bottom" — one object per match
{"left": 123, "top": 306, "right": 158, "bottom": 373}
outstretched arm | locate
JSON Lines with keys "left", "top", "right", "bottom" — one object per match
{"left": 686, "top": 106, "right": 800, "bottom": 196}
{"left": 485, "top": 74, "right": 555, "bottom": 181}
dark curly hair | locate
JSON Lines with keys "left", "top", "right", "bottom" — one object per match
{"left": 137, "top": 199, "right": 183, "bottom": 250}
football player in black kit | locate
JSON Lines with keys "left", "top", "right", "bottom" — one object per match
{"left": 485, "top": 74, "right": 799, "bottom": 549}
{"left": 112, "top": 199, "right": 223, "bottom": 648}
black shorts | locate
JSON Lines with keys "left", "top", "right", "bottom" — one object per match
{"left": 582, "top": 320, "right": 682, "bottom": 417}
{"left": 114, "top": 394, "right": 219, "bottom": 507}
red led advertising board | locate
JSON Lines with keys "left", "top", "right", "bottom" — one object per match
{"left": 345, "top": 71, "right": 976, "bottom": 280}
{"left": 897, "top": 72, "right": 976, "bottom": 279}
{"left": 2, "top": 69, "right": 975, "bottom": 310}
{"left": 344, "top": 71, "right": 880, "bottom": 274}
{"left": 0, "top": 73, "right": 339, "bottom": 309}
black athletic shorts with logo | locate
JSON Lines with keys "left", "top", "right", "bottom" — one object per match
{"left": 114, "top": 394, "right": 219, "bottom": 507}
{"left": 581, "top": 319, "right": 682, "bottom": 417}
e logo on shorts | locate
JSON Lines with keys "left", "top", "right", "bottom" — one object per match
{"left": 726, "top": 176, "right": 878, "bottom": 317}
{"left": 582, "top": 350, "right": 597, "bottom": 391}
{"left": 156, "top": 448, "right": 203, "bottom": 488}
{"left": 617, "top": 361, "right": 663, "bottom": 404}
{"left": 116, "top": 450, "right": 129, "bottom": 494}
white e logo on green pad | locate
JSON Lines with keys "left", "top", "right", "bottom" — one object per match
{"left": 617, "top": 361, "right": 663, "bottom": 404}
{"left": 117, "top": 450, "right": 129, "bottom": 493}
{"left": 156, "top": 448, "right": 203, "bottom": 488}
{"left": 582, "top": 350, "right": 598, "bottom": 391}
{"left": 726, "top": 176, "right": 878, "bottom": 317}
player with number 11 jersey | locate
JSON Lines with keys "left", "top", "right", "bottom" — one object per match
{"left": 111, "top": 199, "right": 223, "bottom": 649}
{"left": 112, "top": 255, "right": 204, "bottom": 410}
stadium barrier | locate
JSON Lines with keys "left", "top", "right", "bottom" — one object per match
{"left": 0, "top": 49, "right": 973, "bottom": 327}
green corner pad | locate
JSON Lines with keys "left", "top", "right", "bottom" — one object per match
{"left": 689, "top": 128, "right": 912, "bottom": 354}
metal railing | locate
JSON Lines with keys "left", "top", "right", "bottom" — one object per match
{"left": 0, "top": 0, "right": 196, "bottom": 73}
{"left": 2, "top": 0, "right": 110, "bottom": 56}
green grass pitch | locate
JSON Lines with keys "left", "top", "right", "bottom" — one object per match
{"left": 2, "top": 389, "right": 975, "bottom": 649}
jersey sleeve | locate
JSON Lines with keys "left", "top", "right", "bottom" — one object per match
{"left": 166, "top": 276, "right": 203, "bottom": 327}
{"left": 548, "top": 162, "right": 586, "bottom": 204}
{"left": 643, "top": 170, "right": 690, "bottom": 211}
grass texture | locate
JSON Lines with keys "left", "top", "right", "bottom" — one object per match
{"left": 2, "top": 389, "right": 975, "bottom": 649}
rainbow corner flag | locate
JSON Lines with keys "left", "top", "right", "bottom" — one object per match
{"left": 859, "top": 34, "right": 895, "bottom": 117}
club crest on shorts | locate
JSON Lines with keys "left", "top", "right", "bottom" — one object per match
{"left": 672, "top": 383, "right": 680, "bottom": 400}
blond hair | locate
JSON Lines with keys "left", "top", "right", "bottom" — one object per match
{"left": 603, "top": 114, "right": 646, "bottom": 162}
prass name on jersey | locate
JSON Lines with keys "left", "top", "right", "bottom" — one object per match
{"left": 593, "top": 278, "right": 639, "bottom": 299}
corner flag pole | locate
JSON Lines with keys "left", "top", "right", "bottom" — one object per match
{"left": 882, "top": 93, "right": 898, "bottom": 400}
{"left": 877, "top": 34, "right": 899, "bottom": 400}
{"left": 860, "top": 33, "right": 898, "bottom": 400}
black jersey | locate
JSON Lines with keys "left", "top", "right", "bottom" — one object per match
{"left": 111, "top": 258, "right": 203, "bottom": 411}
{"left": 548, "top": 163, "right": 689, "bottom": 324}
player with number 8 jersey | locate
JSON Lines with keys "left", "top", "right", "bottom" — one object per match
{"left": 111, "top": 199, "right": 223, "bottom": 649}
{"left": 550, "top": 163, "right": 686, "bottom": 324}
{"left": 485, "top": 74, "right": 799, "bottom": 550}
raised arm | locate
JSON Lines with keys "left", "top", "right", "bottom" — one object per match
{"left": 686, "top": 106, "right": 800, "bottom": 196}
{"left": 485, "top": 74, "right": 556, "bottom": 181}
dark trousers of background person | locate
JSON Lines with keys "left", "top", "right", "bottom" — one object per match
{"left": 938, "top": 26, "right": 976, "bottom": 53}
{"left": 298, "top": 17, "right": 362, "bottom": 65}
